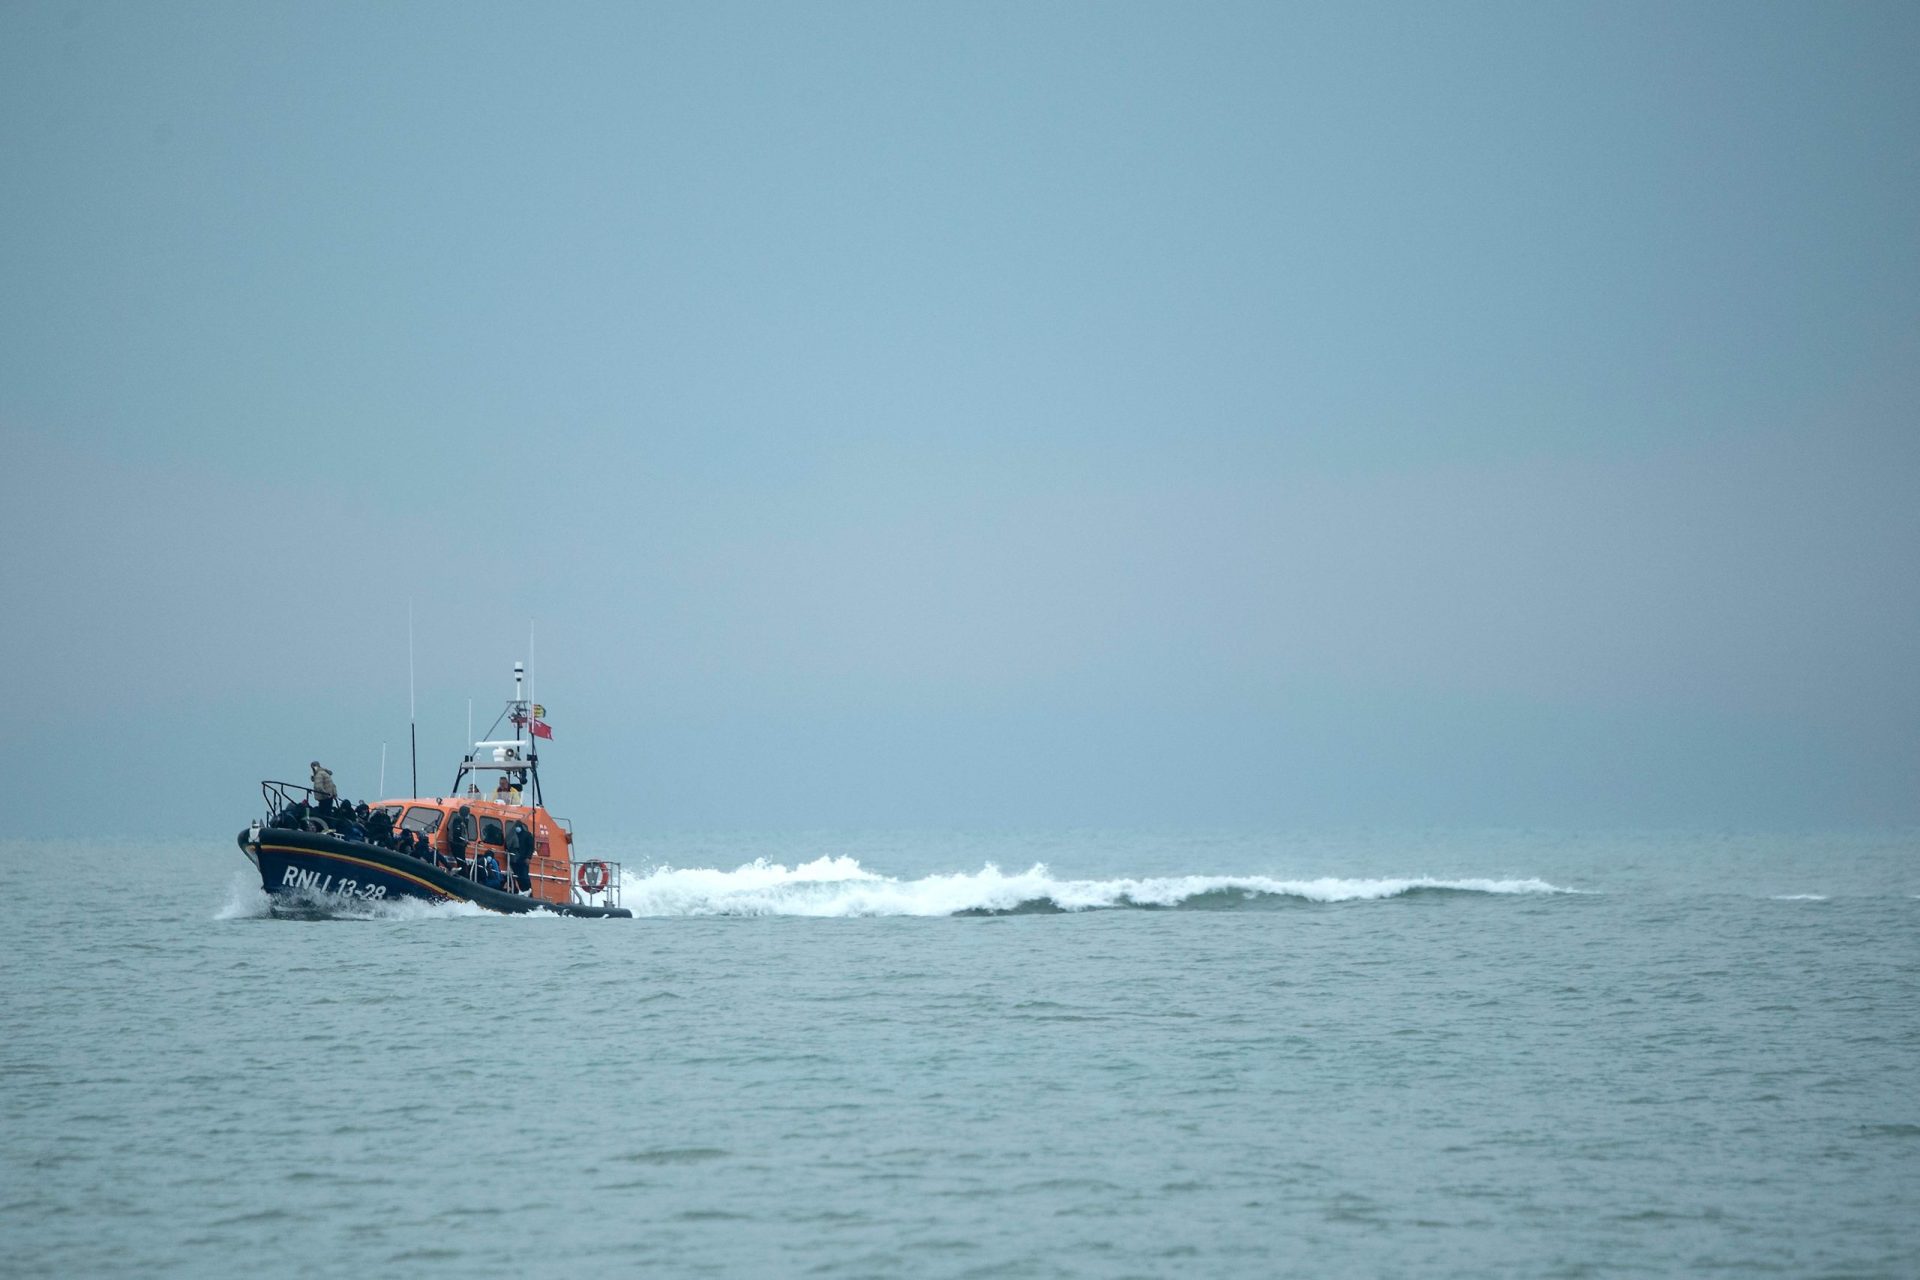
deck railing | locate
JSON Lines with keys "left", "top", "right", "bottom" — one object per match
{"left": 260, "top": 780, "right": 323, "bottom": 823}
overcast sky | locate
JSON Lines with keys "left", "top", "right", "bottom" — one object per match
{"left": 3, "top": 1, "right": 1916, "bottom": 836}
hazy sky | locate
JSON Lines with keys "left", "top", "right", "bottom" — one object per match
{"left": 3, "top": 2, "right": 1916, "bottom": 836}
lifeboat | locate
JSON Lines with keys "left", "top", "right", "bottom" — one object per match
{"left": 236, "top": 664, "right": 632, "bottom": 918}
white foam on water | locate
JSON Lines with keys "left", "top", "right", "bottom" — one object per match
{"left": 616, "top": 857, "right": 1572, "bottom": 918}
{"left": 215, "top": 869, "right": 492, "bottom": 921}
{"left": 215, "top": 870, "right": 273, "bottom": 919}
{"left": 348, "top": 895, "right": 490, "bottom": 921}
{"left": 1770, "top": 894, "right": 1830, "bottom": 901}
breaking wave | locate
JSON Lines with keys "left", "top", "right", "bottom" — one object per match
{"left": 617, "top": 856, "right": 1571, "bottom": 918}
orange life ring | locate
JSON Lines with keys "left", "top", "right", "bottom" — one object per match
{"left": 576, "top": 860, "right": 610, "bottom": 894}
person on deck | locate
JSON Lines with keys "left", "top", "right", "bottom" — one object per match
{"left": 507, "top": 820, "right": 534, "bottom": 894}
{"left": 448, "top": 806, "right": 473, "bottom": 870}
{"left": 310, "top": 761, "right": 337, "bottom": 803}
{"left": 367, "top": 806, "right": 394, "bottom": 847}
{"left": 476, "top": 850, "right": 505, "bottom": 890}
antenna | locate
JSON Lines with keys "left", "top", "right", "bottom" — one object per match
{"left": 408, "top": 601, "right": 419, "bottom": 798}
{"left": 380, "top": 741, "right": 387, "bottom": 796}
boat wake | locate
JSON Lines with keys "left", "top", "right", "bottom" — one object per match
{"left": 214, "top": 871, "right": 490, "bottom": 921}
{"left": 617, "top": 856, "right": 1573, "bottom": 918}
{"left": 216, "top": 861, "right": 1575, "bottom": 922}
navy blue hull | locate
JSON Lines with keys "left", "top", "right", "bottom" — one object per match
{"left": 239, "top": 828, "right": 631, "bottom": 918}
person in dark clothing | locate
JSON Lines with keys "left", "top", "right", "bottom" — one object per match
{"left": 448, "top": 806, "right": 472, "bottom": 868}
{"left": 476, "top": 850, "right": 505, "bottom": 890}
{"left": 367, "top": 807, "right": 395, "bottom": 847}
{"left": 507, "top": 820, "right": 534, "bottom": 893}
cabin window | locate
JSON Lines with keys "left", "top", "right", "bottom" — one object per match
{"left": 399, "top": 806, "right": 444, "bottom": 835}
{"left": 479, "top": 818, "right": 505, "bottom": 845}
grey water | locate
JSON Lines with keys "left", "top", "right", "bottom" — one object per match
{"left": 3, "top": 829, "right": 1916, "bottom": 1277}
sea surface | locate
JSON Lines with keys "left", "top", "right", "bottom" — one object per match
{"left": 3, "top": 828, "right": 1916, "bottom": 1277}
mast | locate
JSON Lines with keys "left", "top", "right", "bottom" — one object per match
{"left": 528, "top": 625, "right": 542, "bottom": 808}
{"left": 444, "top": 661, "right": 544, "bottom": 803}
{"left": 514, "top": 660, "right": 526, "bottom": 805}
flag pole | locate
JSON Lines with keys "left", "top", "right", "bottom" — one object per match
{"left": 529, "top": 621, "right": 540, "bottom": 807}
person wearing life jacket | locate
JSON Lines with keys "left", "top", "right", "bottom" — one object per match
{"left": 507, "top": 820, "right": 534, "bottom": 893}
{"left": 310, "top": 761, "right": 337, "bottom": 802}
{"left": 448, "top": 806, "right": 474, "bottom": 872}
{"left": 366, "top": 806, "right": 395, "bottom": 847}
{"left": 430, "top": 827, "right": 463, "bottom": 873}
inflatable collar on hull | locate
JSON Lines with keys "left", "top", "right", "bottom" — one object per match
{"left": 237, "top": 827, "right": 632, "bottom": 919}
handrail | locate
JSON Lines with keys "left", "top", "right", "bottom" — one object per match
{"left": 260, "top": 779, "right": 320, "bottom": 822}
{"left": 567, "top": 858, "right": 622, "bottom": 908}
